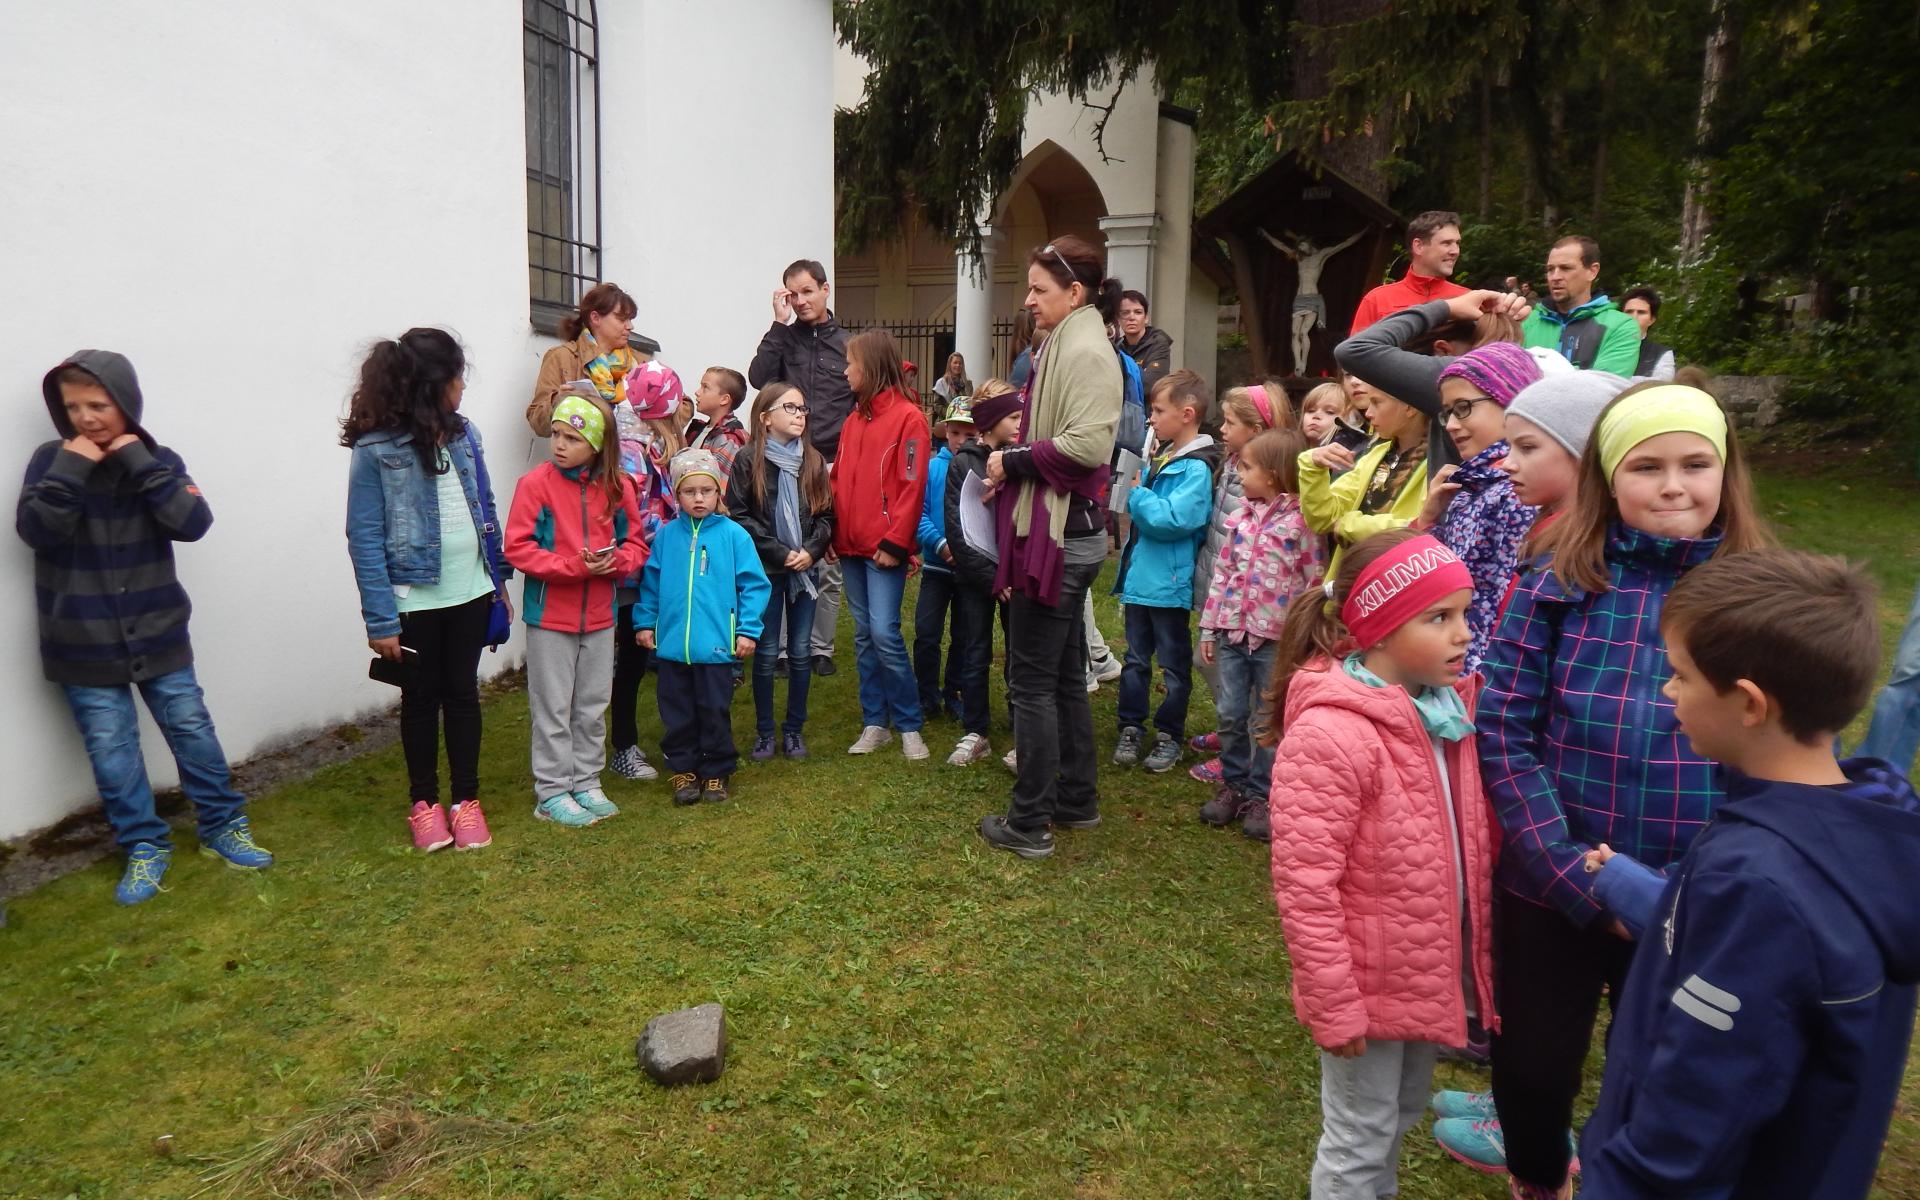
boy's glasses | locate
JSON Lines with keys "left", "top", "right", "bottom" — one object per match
{"left": 777, "top": 402, "right": 810, "bottom": 416}
{"left": 1439, "top": 397, "right": 1492, "bottom": 422}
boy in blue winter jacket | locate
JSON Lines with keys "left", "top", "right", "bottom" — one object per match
{"left": 912, "top": 400, "right": 972, "bottom": 726}
{"left": 1112, "top": 370, "right": 1219, "bottom": 774}
{"left": 635, "top": 449, "right": 770, "bottom": 806}
{"left": 1579, "top": 550, "right": 1920, "bottom": 1200}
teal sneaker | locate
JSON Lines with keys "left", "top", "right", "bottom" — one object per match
{"left": 534, "top": 793, "right": 595, "bottom": 828}
{"left": 1431, "top": 1090, "right": 1498, "bottom": 1121}
{"left": 1432, "top": 1116, "right": 1507, "bottom": 1174}
{"left": 200, "top": 817, "right": 274, "bottom": 870}
{"left": 573, "top": 788, "right": 618, "bottom": 821}
{"left": 115, "top": 842, "right": 172, "bottom": 906}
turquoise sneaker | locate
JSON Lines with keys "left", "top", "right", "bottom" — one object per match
{"left": 534, "top": 793, "right": 595, "bottom": 828}
{"left": 200, "top": 817, "right": 274, "bottom": 870}
{"left": 573, "top": 788, "right": 618, "bottom": 821}
{"left": 1431, "top": 1090, "right": 1498, "bottom": 1121}
{"left": 1432, "top": 1116, "right": 1507, "bottom": 1174}
{"left": 115, "top": 842, "right": 172, "bottom": 906}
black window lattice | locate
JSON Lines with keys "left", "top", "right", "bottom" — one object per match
{"left": 524, "top": 0, "right": 601, "bottom": 324}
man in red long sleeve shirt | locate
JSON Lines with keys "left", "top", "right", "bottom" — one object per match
{"left": 1349, "top": 210, "right": 1468, "bottom": 333}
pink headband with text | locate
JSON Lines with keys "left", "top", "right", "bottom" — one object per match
{"left": 1341, "top": 535, "right": 1474, "bottom": 650}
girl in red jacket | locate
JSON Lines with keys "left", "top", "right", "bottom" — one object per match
{"left": 505, "top": 396, "right": 647, "bottom": 828}
{"left": 830, "top": 330, "right": 931, "bottom": 761}
{"left": 1260, "top": 528, "right": 1498, "bottom": 1200}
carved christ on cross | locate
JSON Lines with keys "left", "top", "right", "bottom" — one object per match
{"left": 1259, "top": 226, "right": 1365, "bottom": 374}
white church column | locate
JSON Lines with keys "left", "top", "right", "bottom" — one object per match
{"left": 1099, "top": 213, "right": 1160, "bottom": 308}
{"left": 954, "top": 223, "right": 999, "bottom": 381}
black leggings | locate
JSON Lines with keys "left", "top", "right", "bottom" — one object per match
{"left": 1489, "top": 892, "right": 1637, "bottom": 1188}
{"left": 397, "top": 593, "right": 491, "bottom": 804}
{"left": 609, "top": 601, "right": 651, "bottom": 752}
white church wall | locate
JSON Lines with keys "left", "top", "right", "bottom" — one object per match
{"left": 0, "top": 0, "right": 833, "bottom": 842}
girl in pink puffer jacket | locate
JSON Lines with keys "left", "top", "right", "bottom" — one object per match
{"left": 1260, "top": 528, "right": 1499, "bottom": 1200}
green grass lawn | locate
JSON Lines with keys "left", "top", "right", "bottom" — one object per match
{"left": 3, "top": 455, "right": 1918, "bottom": 1199}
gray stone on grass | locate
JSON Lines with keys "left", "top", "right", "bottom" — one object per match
{"left": 636, "top": 1002, "right": 726, "bottom": 1086}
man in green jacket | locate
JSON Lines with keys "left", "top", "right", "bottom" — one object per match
{"left": 1520, "top": 235, "right": 1640, "bottom": 374}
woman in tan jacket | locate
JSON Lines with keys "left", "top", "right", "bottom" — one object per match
{"left": 526, "top": 283, "right": 642, "bottom": 436}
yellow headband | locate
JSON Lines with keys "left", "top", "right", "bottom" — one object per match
{"left": 1596, "top": 385, "right": 1728, "bottom": 480}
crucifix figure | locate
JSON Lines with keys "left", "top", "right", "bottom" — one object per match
{"left": 1260, "top": 226, "right": 1366, "bottom": 374}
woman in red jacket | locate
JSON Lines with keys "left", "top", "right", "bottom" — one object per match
{"left": 831, "top": 330, "right": 932, "bottom": 761}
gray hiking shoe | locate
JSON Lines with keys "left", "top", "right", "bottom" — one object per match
{"left": 1112, "top": 726, "right": 1145, "bottom": 767}
{"left": 1142, "top": 732, "right": 1181, "bottom": 773}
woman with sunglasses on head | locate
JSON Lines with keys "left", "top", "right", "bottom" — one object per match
{"left": 976, "top": 235, "right": 1126, "bottom": 860}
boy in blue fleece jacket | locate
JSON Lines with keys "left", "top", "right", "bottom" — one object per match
{"left": 18, "top": 351, "right": 272, "bottom": 905}
{"left": 635, "top": 449, "right": 770, "bottom": 806}
{"left": 1580, "top": 549, "right": 1920, "bottom": 1200}
{"left": 1112, "top": 370, "right": 1218, "bottom": 774}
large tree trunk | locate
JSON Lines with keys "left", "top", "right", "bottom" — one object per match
{"left": 1592, "top": 59, "right": 1613, "bottom": 225}
{"left": 1681, "top": 0, "right": 1738, "bottom": 264}
{"left": 1543, "top": 89, "right": 1566, "bottom": 229}
{"left": 1478, "top": 77, "right": 1495, "bottom": 218}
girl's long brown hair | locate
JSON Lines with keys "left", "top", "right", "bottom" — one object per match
{"left": 578, "top": 395, "right": 629, "bottom": 520}
{"left": 745, "top": 382, "right": 832, "bottom": 514}
{"left": 1258, "top": 527, "right": 1426, "bottom": 746}
{"left": 1546, "top": 368, "right": 1772, "bottom": 594}
{"left": 847, "top": 329, "right": 910, "bottom": 416}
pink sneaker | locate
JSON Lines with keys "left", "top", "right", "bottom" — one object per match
{"left": 1188, "top": 757, "right": 1224, "bottom": 785}
{"left": 409, "top": 801, "right": 453, "bottom": 852}
{"left": 1189, "top": 731, "right": 1221, "bottom": 753}
{"left": 450, "top": 800, "right": 492, "bottom": 850}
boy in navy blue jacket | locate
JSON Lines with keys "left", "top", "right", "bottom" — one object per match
{"left": 1579, "top": 549, "right": 1920, "bottom": 1199}
{"left": 18, "top": 351, "right": 272, "bottom": 905}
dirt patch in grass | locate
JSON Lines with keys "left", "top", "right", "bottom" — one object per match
{"left": 193, "top": 1070, "right": 538, "bottom": 1199}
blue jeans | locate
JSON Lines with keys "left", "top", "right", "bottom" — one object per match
{"left": 753, "top": 583, "right": 817, "bottom": 738}
{"left": 1215, "top": 638, "right": 1278, "bottom": 800}
{"left": 62, "top": 664, "right": 245, "bottom": 851}
{"left": 841, "top": 557, "right": 923, "bottom": 732}
{"left": 1117, "top": 603, "right": 1194, "bottom": 739}
{"left": 1860, "top": 579, "right": 1920, "bottom": 771}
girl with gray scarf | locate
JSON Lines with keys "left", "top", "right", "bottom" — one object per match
{"left": 726, "top": 383, "right": 836, "bottom": 761}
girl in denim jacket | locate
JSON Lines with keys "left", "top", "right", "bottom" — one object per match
{"left": 343, "top": 328, "right": 511, "bottom": 854}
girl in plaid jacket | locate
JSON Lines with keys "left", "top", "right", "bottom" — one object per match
{"left": 1430, "top": 378, "right": 1772, "bottom": 1200}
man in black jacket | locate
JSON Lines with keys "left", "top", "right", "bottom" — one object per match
{"left": 749, "top": 258, "right": 853, "bottom": 672}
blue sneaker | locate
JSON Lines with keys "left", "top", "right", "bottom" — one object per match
{"left": 200, "top": 817, "right": 274, "bottom": 870}
{"left": 1431, "top": 1090, "right": 1497, "bottom": 1121}
{"left": 1432, "top": 1116, "right": 1507, "bottom": 1174}
{"left": 572, "top": 788, "right": 618, "bottom": 821}
{"left": 115, "top": 842, "right": 172, "bottom": 906}
{"left": 534, "top": 793, "right": 596, "bottom": 828}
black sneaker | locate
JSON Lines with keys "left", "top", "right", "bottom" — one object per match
{"left": 812, "top": 654, "right": 837, "bottom": 677}
{"left": 977, "top": 814, "right": 1055, "bottom": 859}
{"left": 1142, "top": 732, "right": 1181, "bottom": 774}
{"left": 774, "top": 658, "right": 790, "bottom": 679}
{"left": 1112, "top": 726, "right": 1145, "bottom": 767}
{"left": 1053, "top": 809, "right": 1102, "bottom": 830}
{"left": 1199, "top": 785, "right": 1244, "bottom": 827}
{"left": 670, "top": 772, "right": 700, "bottom": 806}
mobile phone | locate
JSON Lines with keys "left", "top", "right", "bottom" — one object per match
{"left": 587, "top": 544, "right": 618, "bottom": 557}
{"left": 369, "top": 655, "right": 410, "bottom": 687}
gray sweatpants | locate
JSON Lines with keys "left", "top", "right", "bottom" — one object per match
{"left": 526, "top": 625, "right": 616, "bottom": 801}
{"left": 1311, "top": 1039, "right": 1440, "bottom": 1199}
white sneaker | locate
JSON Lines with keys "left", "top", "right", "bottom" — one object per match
{"left": 848, "top": 725, "right": 893, "bottom": 754}
{"left": 947, "top": 733, "right": 992, "bottom": 766}
{"left": 901, "top": 730, "right": 930, "bottom": 761}
{"left": 1095, "top": 656, "right": 1123, "bottom": 683}
{"left": 1002, "top": 746, "right": 1019, "bottom": 772}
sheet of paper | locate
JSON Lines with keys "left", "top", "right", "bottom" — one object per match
{"left": 1109, "top": 448, "right": 1145, "bottom": 512}
{"left": 959, "top": 470, "right": 999, "bottom": 563}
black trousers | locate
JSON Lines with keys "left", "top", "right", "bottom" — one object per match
{"left": 655, "top": 659, "right": 737, "bottom": 780}
{"left": 396, "top": 593, "right": 490, "bottom": 803}
{"left": 1004, "top": 555, "right": 1103, "bottom": 831}
{"left": 945, "top": 583, "right": 996, "bottom": 737}
{"left": 912, "top": 568, "right": 965, "bottom": 717}
{"left": 609, "top": 602, "right": 651, "bottom": 752}
{"left": 1489, "top": 891, "right": 1638, "bottom": 1188}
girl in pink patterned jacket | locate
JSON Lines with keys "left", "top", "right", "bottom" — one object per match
{"left": 1197, "top": 428, "right": 1322, "bottom": 839}
{"left": 1261, "top": 528, "right": 1499, "bottom": 1200}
